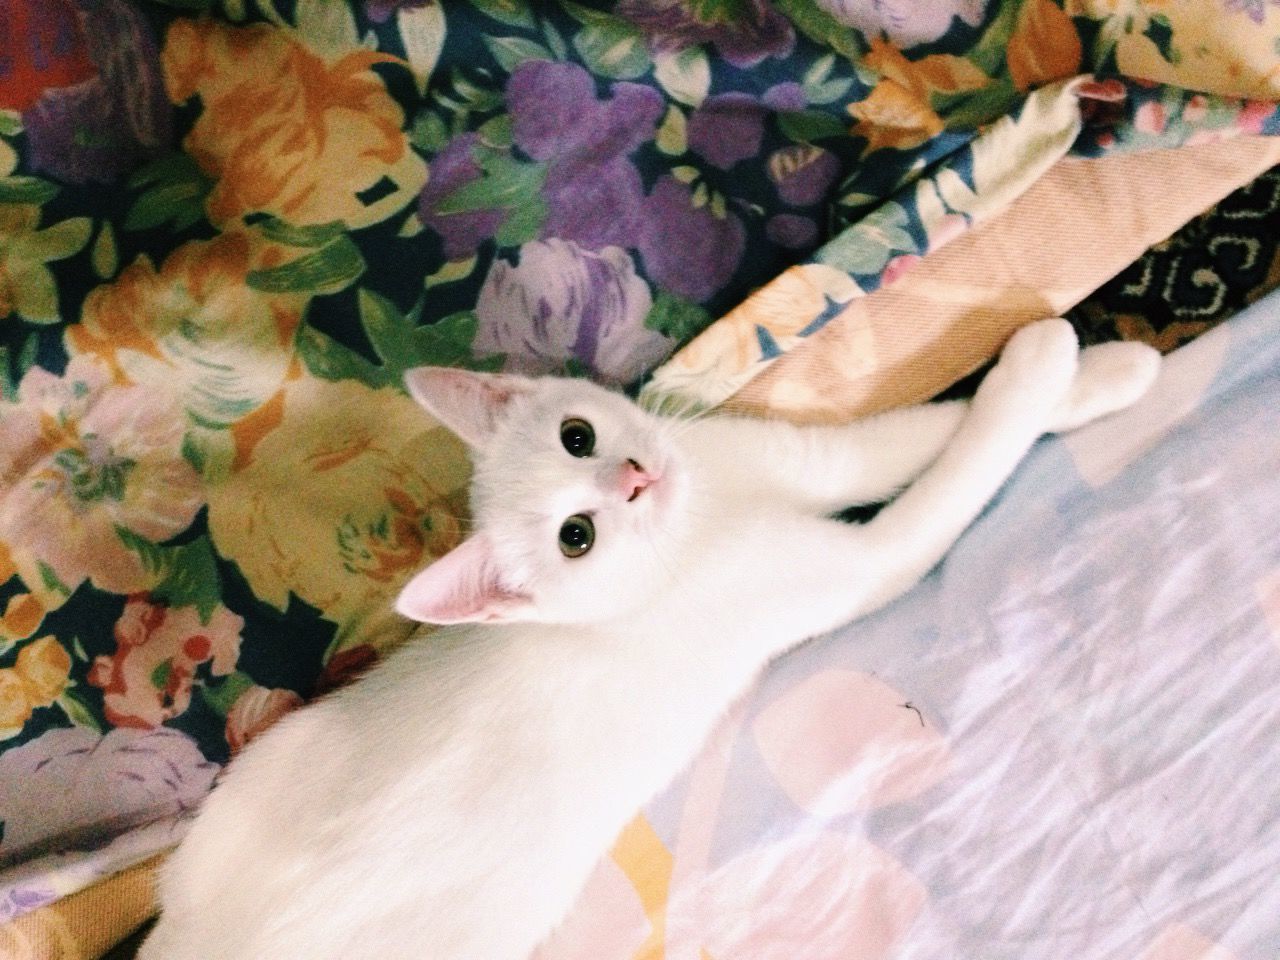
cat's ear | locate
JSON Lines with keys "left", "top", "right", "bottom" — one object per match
{"left": 403, "top": 367, "right": 534, "bottom": 449}
{"left": 396, "top": 534, "right": 532, "bottom": 624}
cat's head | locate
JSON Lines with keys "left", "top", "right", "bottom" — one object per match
{"left": 396, "top": 367, "right": 689, "bottom": 625}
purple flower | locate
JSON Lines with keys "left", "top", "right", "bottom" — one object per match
{"left": 418, "top": 133, "right": 510, "bottom": 260}
{"left": 617, "top": 0, "right": 795, "bottom": 68}
{"left": 815, "top": 0, "right": 988, "bottom": 48}
{"left": 474, "top": 239, "right": 674, "bottom": 384}
{"left": 766, "top": 213, "right": 819, "bottom": 250}
{"left": 761, "top": 82, "right": 808, "bottom": 112}
{"left": 364, "top": 0, "right": 432, "bottom": 23}
{"left": 1223, "top": 0, "right": 1280, "bottom": 22}
{"left": 687, "top": 93, "right": 766, "bottom": 170}
{"left": 23, "top": 0, "right": 171, "bottom": 184}
{"left": 768, "top": 144, "right": 840, "bottom": 206}
{"left": 0, "top": 884, "right": 58, "bottom": 924}
{"left": 0, "top": 727, "right": 217, "bottom": 868}
{"left": 639, "top": 176, "right": 745, "bottom": 304}
{"left": 507, "top": 60, "right": 663, "bottom": 251}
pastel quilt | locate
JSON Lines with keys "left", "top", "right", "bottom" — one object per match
{"left": 547, "top": 288, "right": 1280, "bottom": 960}
{"left": 1, "top": 0, "right": 1279, "bottom": 939}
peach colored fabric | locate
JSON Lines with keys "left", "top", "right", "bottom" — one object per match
{"left": 0, "top": 856, "right": 161, "bottom": 960}
{"left": 723, "top": 136, "right": 1280, "bottom": 422}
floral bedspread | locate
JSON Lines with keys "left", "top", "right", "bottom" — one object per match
{"left": 1, "top": 0, "right": 1279, "bottom": 931}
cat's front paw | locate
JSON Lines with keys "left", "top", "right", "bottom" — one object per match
{"left": 980, "top": 319, "right": 1079, "bottom": 408}
{"left": 1048, "top": 340, "right": 1161, "bottom": 433}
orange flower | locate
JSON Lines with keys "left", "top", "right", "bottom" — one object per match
{"left": 1008, "top": 0, "right": 1084, "bottom": 92}
{"left": 850, "top": 38, "right": 989, "bottom": 153}
{"left": 849, "top": 81, "right": 945, "bottom": 153}
{"left": 162, "top": 19, "right": 427, "bottom": 228}
{"left": 0, "top": 669, "right": 33, "bottom": 732}
{"left": 67, "top": 232, "right": 305, "bottom": 435}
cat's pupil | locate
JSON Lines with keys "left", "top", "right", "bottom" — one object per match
{"left": 558, "top": 515, "right": 594, "bottom": 558}
{"left": 560, "top": 418, "right": 595, "bottom": 458}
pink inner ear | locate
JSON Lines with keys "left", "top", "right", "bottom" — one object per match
{"left": 402, "top": 367, "right": 528, "bottom": 449}
{"left": 396, "top": 535, "right": 529, "bottom": 624}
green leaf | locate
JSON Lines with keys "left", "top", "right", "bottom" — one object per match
{"left": 0, "top": 176, "right": 58, "bottom": 204}
{"left": 655, "top": 105, "right": 687, "bottom": 156}
{"left": 542, "top": 18, "right": 569, "bottom": 59}
{"left": 771, "top": 0, "right": 865, "bottom": 61}
{"left": 1142, "top": 13, "right": 1177, "bottom": 64}
{"left": 256, "top": 217, "right": 346, "bottom": 248}
{"left": 200, "top": 670, "right": 256, "bottom": 716}
{"left": 805, "top": 76, "right": 854, "bottom": 106}
{"left": 484, "top": 35, "right": 553, "bottom": 72}
{"left": 493, "top": 193, "right": 546, "bottom": 246}
{"left": 37, "top": 561, "right": 72, "bottom": 598}
{"left": 398, "top": 3, "right": 447, "bottom": 95}
{"left": 57, "top": 689, "right": 104, "bottom": 732}
{"left": 451, "top": 72, "right": 504, "bottom": 113}
{"left": 152, "top": 538, "right": 222, "bottom": 623}
{"left": 477, "top": 114, "right": 514, "bottom": 148}
{"left": 296, "top": 323, "right": 387, "bottom": 386}
{"left": 777, "top": 110, "right": 847, "bottom": 143}
{"left": 124, "top": 155, "right": 211, "bottom": 233}
{"left": 246, "top": 236, "right": 366, "bottom": 294}
{"left": 574, "top": 21, "right": 650, "bottom": 80}
{"left": 359, "top": 288, "right": 416, "bottom": 367}
{"left": 470, "top": 0, "right": 535, "bottom": 29}
{"left": 409, "top": 111, "right": 450, "bottom": 153}
{"left": 644, "top": 290, "right": 709, "bottom": 342}
{"left": 91, "top": 222, "right": 118, "bottom": 280}
{"left": 424, "top": 256, "right": 478, "bottom": 288}
{"left": 151, "top": 660, "right": 172, "bottom": 690}
{"left": 114, "top": 527, "right": 168, "bottom": 576}
{"left": 293, "top": 0, "right": 358, "bottom": 58}
{"left": 654, "top": 47, "right": 710, "bottom": 107}
{"left": 411, "top": 310, "right": 482, "bottom": 367}
{"left": 0, "top": 111, "right": 22, "bottom": 137}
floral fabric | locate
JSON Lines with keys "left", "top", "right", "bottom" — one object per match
{"left": 0, "top": 0, "right": 1279, "bottom": 929}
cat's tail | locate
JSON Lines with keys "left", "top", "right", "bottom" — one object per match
{"left": 1048, "top": 339, "right": 1161, "bottom": 433}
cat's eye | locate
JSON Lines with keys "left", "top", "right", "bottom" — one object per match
{"left": 560, "top": 418, "right": 595, "bottom": 458}
{"left": 558, "top": 514, "right": 595, "bottom": 558}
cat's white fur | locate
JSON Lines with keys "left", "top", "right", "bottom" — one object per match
{"left": 140, "top": 321, "right": 1158, "bottom": 960}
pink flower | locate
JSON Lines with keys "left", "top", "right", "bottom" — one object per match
{"left": 88, "top": 599, "right": 243, "bottom": 727}
{"left": 1182, "top": 94, "right": 1208, "bottom": 125}
{"left": 882, "top": 253, "right": 922, "bottom": 287}
{"left": 1134, "top": 101, "right": 1167, "bottom": 135}
{"left": 0, "top": 356, "right": 203, "bottom": 596}
{"left": 225, "top": 685, "right": 303, "bottom": 754}
{"left": 1238, "top": 98, "right": 1275, "bottom": 135}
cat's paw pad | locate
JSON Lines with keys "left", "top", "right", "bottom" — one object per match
{"left": 987, "top": 319, "right": 1080, "bottom": 399}
{"left": 1049, "top": 340, "right": 1161, "bottom": 432}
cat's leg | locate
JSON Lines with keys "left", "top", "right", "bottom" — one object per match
{"left": 685, "top": 401, "right": 970, "bottom": 512}
{"left": 713, "top": 321, "right": 1103, "bottom": 656}
{"left": 683, "top": 337, "right": 1159, "bottom": 514}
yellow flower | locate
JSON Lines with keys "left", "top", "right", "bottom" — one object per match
{"left": 162, "top": 19, "right": 428, "bottom": 228}
{"left": 207, "top": 376, "right": 470, "bottom": 644}
{"left": 0, "top": 205, "right": 91, "bottom": 325}
{"left": 15, "top": 636, "right": 70, "bottom": 704}
{"left": 67, "top": 232, "right": 306, "bottom": 436}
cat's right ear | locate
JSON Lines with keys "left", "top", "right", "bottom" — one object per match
{"left": 395, "top": 534, "right": 532, "bottom": 624}
{"left": 403, "top": 367, "right": 534, "bottom": 449}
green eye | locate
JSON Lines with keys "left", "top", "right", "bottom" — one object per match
{"left": 560, "top": 418, "right": 595, "bottom": 458}
{"left": 558, "top": 514, "right": 595, "bottom": 558}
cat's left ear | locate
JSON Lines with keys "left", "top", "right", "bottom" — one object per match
{"left": 403, "top": 367, "right": 535, "bottom": 449}
{"left": 395, "top": 534, "right": 532, "bottom": 624}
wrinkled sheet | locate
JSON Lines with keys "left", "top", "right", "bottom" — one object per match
{"left": 542, "top": 291, "right": 1280, "bottom": 960}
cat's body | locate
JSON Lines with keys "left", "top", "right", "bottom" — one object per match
{"left": 140, "top": 321, "right": 1159, "bottom": 960}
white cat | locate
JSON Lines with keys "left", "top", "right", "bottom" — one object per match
{"left": 139, "top": 320, "right": 1158, "bottom": 960}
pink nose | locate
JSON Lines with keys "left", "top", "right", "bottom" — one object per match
{"left": 619, "top": 459, "right": 657, "bottom": 502}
